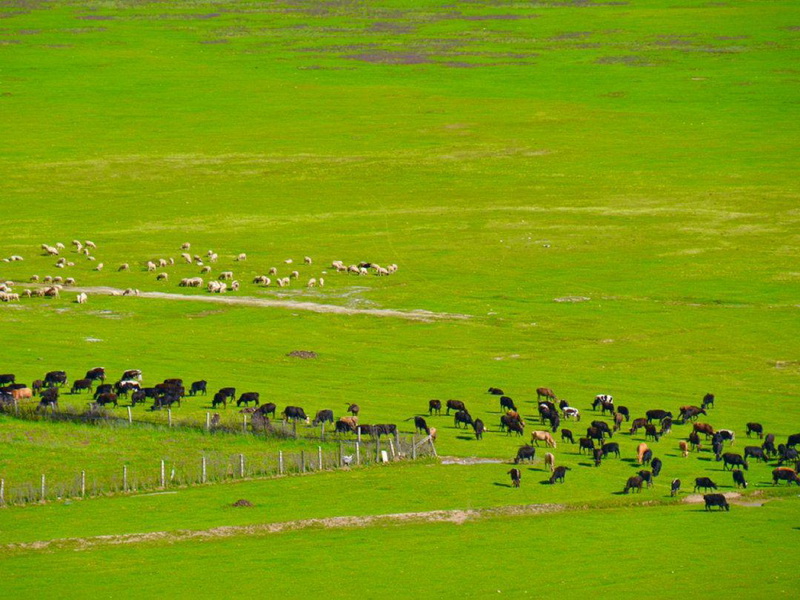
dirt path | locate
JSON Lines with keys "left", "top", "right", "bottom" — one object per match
{"left": 67, "top": 287, "right": 472, "bottom": 322}
{"left": 1, "top": 504, "right": 564, "bottom": 553}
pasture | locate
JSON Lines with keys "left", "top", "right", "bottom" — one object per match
{"left": 0, "top": 0, "right": 798, "bottom": 594}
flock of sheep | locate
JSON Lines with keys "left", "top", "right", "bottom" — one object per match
{"left": 0, "top": 240, "right": 400, "bottom": 304}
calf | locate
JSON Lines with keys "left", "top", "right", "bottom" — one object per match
{"left": 413, "top": 416, "right": 430, "bottom": 435}
{"left": 346, "top": 403, "right": 360, "bottom": 416}
{"left": 428, "top": 399, "right": 441, "bottom": 416}
{"left": 638, "top": 470, "right": 654, "bottom": 488}
{"left": 561, "top": 429, "right": 575, "bottom": 444}
{"left": 473, "top": 418, "right": 486, "bottom": 440}
{"left": 508, "top": 468, "right": 522, "bottom": 488}
{"left": 745, "top": 422, "right": 763, "bottom": 439}
{"left": 592, "top": 448, "right": 603, "bottom": 467}
{"left": 732, "top": 470, "right": 747, "bottom": 489}
{"left": 514, "top": 445, "right": 536, "bottom": 464}
{"left": 616, "top": 406, "right": 630, "bottom": 421}
{"left": 549, "top": 465, "right": 569, "bottom": 484}
{"left": 671, "top": 479, "right": 681, "bottom": 496}
{"left": 624, "top": 476, "right": 644, "bottom": 494}
{"left": 212, "top": 392, "right": 227, "bottom": 409}
{"left": 679, "top": 440, "right": 689, "bottom": 458}
{"left": 694, "top": 477, "right": 718, "bottom": 492}
{"left": 641, "top": 449, "right": 653, "bottom": 466}
{"left": 704, "top": 494, "right": 729, "bottom": 511}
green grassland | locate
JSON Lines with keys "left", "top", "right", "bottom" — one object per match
{"left": 0, "top": 0, "right": 798, "bottom": 595}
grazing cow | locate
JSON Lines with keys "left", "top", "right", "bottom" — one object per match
{"left": 501, "top": 413, "right": 524, "bottom": 435}
{"left": 644, "top": 424, "right": 661, "bottom": 442}
{"left": 717, "top": 429, "right": 735, "bottom": 445}
{"left": 563, "top": 407, "right": 581, "bottom": 421}
{"left": 651, "top": 457, "right": 663, "bottom": 477}
{"left": 428, "top": 399, "right": 441, "bottom": 416}
{"left": 616, "top": 406, "right": 630, "bottom": 421}
{"left": 592, "top": 448, "right": 603, "bottom": 467}
{"left": 646, "top": 409, "right": 672, "bottom": 423}
{"left": 11, "top": 387, "right": 32, "bottom": 402}
{"left": 689, "top": 431, "right": 702, "bottom": 452}
{"left": 189, "top": 381, "right": 207, "bottom": 396}
{"left": 121, "top": 369, "right": 142, "bottom": 381}
{"left": 70, "top": 379, "right": 93, "bottom": 394}
{"left": 95, "top": 392, "right": 118, "bottom": 407}
{"left": 704, "top": 494, "right": 730, "bottom": 511}
{"left": 94, "top": 384, "right": 113, "bottom": 398}
{"left": 772, "top": 468, "right": 800, "bottom": 486}
{"left": 446, "top": 399, "right": 466, "bottom": 415}
{"left": 473, "top": 418, "right": 486, "bottom": 440}
{"left": 702, "top": 393, "right": 715, "bottom": 409}
{"left": 536, "top": 387, "right": 556, "bottom": 402}
{"left": 624, "top": 476, "right": 644, "bottom": 494}
{"left": 335, "top": 419, "right": 356, "bottom": 434}
{"left": 641, "top": 449, "right": 653, "bottom": 466}
{"left": 679, "top": 406, "right": 706, "bottom": 422}
{"left": 454, "top": 410, "right": 473, "bottom": 429}
{"left": 744, "top": 422, "right": 763, "bottom": 439}
{"left": 561, "top": 429, "right": 575, "bottom": 444}
{"left": 591, "top": 421, "right": 612, "bottom": 438}
{"left": 601, "top": 442, "right": 620, "bottom": 459}
{"left": 592, "top": 399, "right": 615, "bottom": 415}
{"left": 500, "top": 396, "right": 517, "bottom": 412}
{"left": 638, "top": 470, "right": 654, "bottom": 488}
{"left": 586, "top": 427, "right": 605, "bottom": 443}
{"left": 694, "top": 477, "right": 718, "bottom": 492}
{"left": 544, "top": 452, "right": 555, "bottom": 472}
{"left": 37, "top": 395, "right": 58, "bottom": 411}
{"left": 578, "top": 437, "right": 595, "bottom": 454}
{"left": 375, "top": 424, "right": 397, "bottom": 438}
{"left": 237, "top": 392, "right": 260, "bottom": 408}
{"left": 488, "top": 387, "right": 504, "bottom": 395}
{"left": 44, "top": 371, "right": 67, "bottom": 387}
{"left": 550, "top": 465, "right": 569, "bottom": 484}
{"left": 637, "top": 443, "right": 649, "bottom": 464}
{"left": 515, "top": 445, "right": 536, "bottom": 464}
{"left": 282, "top": 406, "right": 309, "bottom": 423}
{"left": 671, "top": 479, "right": 681, "bottom": 496}
{"left": 693, "top": 423, "right": 715, "bottom": 438}
{"left": 721, "top": 452, "right": 748, "bottom": 471}
{"left": 630, "top": 418, "right": 648, "bottom": 435}
{"left": 217, "top": 387, "right": 236, "bottom": 401}
{"left": 31, "top": 380, "right": 44, "bottom": 396}
{"left": 659, "top": 418, "right": 673, "bottom": 438}
{"left": 131, "top": 390, "right": 146, "bottom": 405}
{"left": 211, "top": 392, "right": 227, "bottom": 409}
{"left": 0, "top": 374, "right": 15, "bottom": 386}
{"left": 594, "top": 394, "right": 613, "bottom": 405}
{"left": 115, "top": 381, "right": 139, "bottom": 397}
{"left": 508, "top": 468, "right": 522, "bottom": 488}
{"left": 84, "top": 367, "right": 105, "bottom": 382}
{"left": 253, "top": 403, "right": 276, "bottom": 418}
{"left": 777, "top": 445, "right": 799, "bottom": 465}
{"left": 413, "top": 416, "right": 430, "bottom": 435}
{"left": 733, "top": 470, "right": 747, "bottom": 489}
{"left": 531, "top": 430, "right": 556, "bottom": 448}
{"left": 763, "top": 439, "right": 777, "bottom": 457}
{"left": 548, "top": 412, "right": 561, "bottom": 433}
{"left": 506, "top": 421, "right": 525, "bottom": 437}
{"left": 312, "top": 409, "right": 335, "bottom": 426}
{"left": 743, "top": 446, "right": 765, "bottom": 463}
{"left": 612, "top": 412, "right": 624, "bottom": 432}
{"left": 787, "top": 433, "right": 800, "bottom": 449}
{"left": 346, "top": 403, "right": 360, "bottom": 417}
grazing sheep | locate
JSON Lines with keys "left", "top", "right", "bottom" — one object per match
{"left": 388, "top": 264, "right": 398, "bottom": 273}
{"left": 56, "top": 258, "right": 66, "bottom": 266}
{"left": 307, "top": 278, "right": 317, "bottom": 287}
{"left": 10, "top": 255, "right": 23, "bottom": 261}
{"left": 76, "top": 292, "right": 88, "bottom": 304}
{"left": 74, "top": 242, "right": 83, "bottom": 252}
{"left": 95, "top": 263, "right": 104, "bottom": 271}
{"left": 53, "top": 276, "right": 63, "bottom": 284}
{"left": 43, "top": 276, "right": 53, "bottom": 283}
{"left": 64, "top": 277, "right": 75, "bottom": 286}
{"left": 71, "top": 240, "right": 81, "bottom": 247}
{"left": 147, "top": 261, "right": 156, "bottom": 272}
{"left": 158, "top": 258, "right": 168, "bottom": 268}
{"left": 85, "top": 241, "right": 96, "bottom": 249}
{"left": 82, "top": 247, "right": 91, "bottom": 256}
{"left": 231, "top": 280, "right": 240, "bottom": 291}
{"left": 304, "top": 256, "right": 312, "bottom": 264}
{"left": 318, "top": 277, "right": 324, "bottom": 287}
{"left": 284, "top": 259, "right": 293, "bottom": 264}
{"left": 23, "top": 289, "right": 32, "bottom": 298}
{"left": 118, "top": 263, "right": 129, "bottom": 271}
{"left": 30, "top": 275, "right": 39, "bottom": 282}
{"left": 236, "top": 253, "right": 246, "bottom": 261}
{"left": 206, "top": 250, "right": 214, "bottom": 257}
{"left": 55, "top": 242, "right": 65, "bottom": 250}
{"left": 375, "top": 267, "right": 389, "bottom": 276}
{"left": 268, "top": 267, "right": 278, "bottom": 275}
{"left": 181, "top": 242, "right": 191, "bottom": 250}
{"left": 87, "top": 255, "right": 95, "bottom": 261}
{"left": 44, "top": 286, "right": 60, "bottom": 298}
{"left": 290, "top": 270, "right": 299, "bottom": 279}
{"left": 209, "top": 253, "right": 218, "bottom": 263}
{"left": 200, "top": 266, "right": 211, "bottom": 274}
{"left": 122, "top": 288, "right": 140, "bottom": 296}
{"left": 181, "top": 253, "right": 192, "bottom": 263}
{"left": 67, "top": 261, "right": 74, "bottom": 267}
{"left": 219, "top": 271, "right": 233, "bottom": 281}
{"left": 253, "top": 275, "right": 269, "bottom": 284}
{"left": 54, "top": 263, "right": 65, "bottom": 269}
{"left": 156, "top": 272, "right": 168, "bottom": 281}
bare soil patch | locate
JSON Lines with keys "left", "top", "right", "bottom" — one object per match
{"left": 287, "top": 350, "right": 317, "bottom": 359}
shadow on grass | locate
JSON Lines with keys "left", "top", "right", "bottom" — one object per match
{"left": 493, "top": 482, "right": 513, "bottom": 488}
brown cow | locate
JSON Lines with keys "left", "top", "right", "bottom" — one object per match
{"left": 11, "top": 387, "right": 32, "bottom": 401}
{"left": 531, "top": 430, "right": 556, "bottom": 448}
{"left": 508, "top": 468, "right": 522, "bottom": 488}
{"left": 536, "top": 387, "right": 556, "bottom": 401}
{"left": 630, "top": 418, "right": 648, "bottom": 435}
{"left": 637, "top": 442, "right": 649, "bottom": 464}
{"left": 693, "top": 422, "right": 715, "bottom": 438}
{"left": 679, "top": 440, "right": 689, "bottom": 458}
{"left": 544, "top": 452, "right": 555, "bottom": 473}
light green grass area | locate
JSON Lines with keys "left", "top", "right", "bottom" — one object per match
{"left": 0, "top": 0, "right": 798, "bottom": 594}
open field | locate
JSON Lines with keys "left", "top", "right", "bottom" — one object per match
{"left": 1, "top": 0, "right": 798, "bottom": 595}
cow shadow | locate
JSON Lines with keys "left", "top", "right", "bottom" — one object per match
{"left": 539, "top": 480, "right": 554, "bottom": 485}
{"left": 493, "top": 482, "right": 513, "bottom": 488}
{"left": 456, "top": 435, "right": 473, "bottom": 441}
{"left": 577, "top": 462, "right": 594, "bottom": 467}
{"left": 610, "top": 491, "right": 628, "bottom": 496}
{"left": 621, "top": 458, "right": 637, "bottom": 464}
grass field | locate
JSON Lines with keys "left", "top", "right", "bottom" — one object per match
{"left": 1, "top": 0, "right": 798, "bottom": 595}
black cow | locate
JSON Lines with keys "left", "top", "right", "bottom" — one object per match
{"left": 651, "top": 457, "right": 663, "bottom": 477}
{"left": 644, "top": 424, "right": 661, "bottom": 442}
{"left": 506, "top": 421, "right": 525, "bottom": 437}
{"left": 346, "top": 403, "right": 360, "bottom": 416}
{"left": 630, "top": 418, "right": 648, "bottom": 435}
{"left": 413, "top": 416, "right": 430, "bottom": 434}
{"left": 601, "top": 442, "right": 620, "bottom": 459}
{"left": 550, "top": 466, "right": 569, "bottom": 484}
{"left": 743, "top": 446, "right": 765, "bottom": 462}
{"left": 671, "top": 479, "right": 681, "bottom": 496}
{"left": 71, "top": 379, "right": 93, "bottom": 394}
{"left": 701, "top": 393, "right": 715, "bottom": 409}
{"left": 31, "top": 380, "right": 44, "bottom": 396}
{"left": 218, "top": 387, "right": 236, "bottom": 401}
{"left": 721, "top": 452, "right": 747, "bottom": 471}
{"left": 578, "top": 437, "right": 595, "bottom": 454}
{"left": 446, "top": 399, "right": 466, "bottom": 415}
{"left": 548, "top": 412, "right": 561, "bottom": 433}
{"left": 255, "top": 403, "right": 277, "bottom": 418}
{"left": 694, "top": 477, "right": 718, "bottom": 492}
{"left": 704, "top": 494, "right": 729, "bottom": 511}
{"left": 189, "top": 380, "right": 207, "bottom": 396}
{"left": 473, "top": 418, "right": 486, "bottom": 440}
{"left": 763, "top": 439, "right": 777, "bottom": 457}
{"left": 121, "top": 369, "right": 142, "bottom": 381}
{"left": 638, "top": 470, "right": 654, "bottom": 488}
{"left": 428, "top": 399, "right": 441, "bottom": 416}
{"left": 659, "top": 418, "right": 672, "bottom": 437}
{"left": 152, "top": 394, "right": 180, "bottom": 410}
{"left": 0, "top": 374, "right": 15, "bottom": 386}
{"left": 454, "top": 410, "right": 473, "bottom": 428}
{"left": 787, "top": 433, "right": 800, "bottom": 449}
{"left": 335, "top": 420, "right": 355, "bottom": 434}
{"left": 95, "top": 392, "right": 118, "bottom": 407}
{"left": 591, "top": 421, "right": 612, "bottom": 438}
{"left": 772, "top": 468, "right": 800, "bottom": 486}
{"left": 115, "top": 381, "right": 139, "bottom": 397}
{"left": 211, "top": 392, "right": 227, "bottom": 409}
{"left": 142, "top": 387, "right": 158, "bottom": 398}
{"left": 508, "top": 468, "right": 521, "bottom": 487}
{"left": 312, "top": 409, "right": 334, "bottom": 426}
{"left": 84, "top": 367, "right": 105, "bottom": 382}
{"left": 646, "top": 409, "right": 671, "bottom": 423}
{"left": 561, "top": 429, "right": 575, "bottom": 444}
{"left": 500, "top": 396, "right": 517, "bottom": 412}
{"left": 515, "top": 445, "right": 536, "bottom": 464}
{"left": 712, "top": 439, "right": 724, "bottom": 460}
{"left": 624, "top": 476, "right": 644, "bottom": 494}
{"left": 237, "top": 392, "right": 260, "bottom": 408}
{"left": 641, "top": 449, "right": 653, "bottom": 466}
{"left": 680, "top": 406, "right": 706, "bottom": 422}
{"left": 733, "top": 470, "right": 747, "bottom": 489}
{"left": 356, "top": 424, "right": 376, "bottom": 438}
{"left": 744, "top": 422, "right": 762, "bottom": 439}
{"left": 163, "top": 378, "right": 183, "bottom": 387}
{"left": 488, "top": 387, "right": 504, "bottom": 395}
{"left": 131, "top": 390, "right": 146, "bottom": 406}
{"left": 777, "top": 445, "right": 799, "bottom": 465}
{"left": 616, "top": 406, "right": 630, "bottom": 421}
{"left": 44, "top": 371, "right": 67, "bottom": 387}
{"left": 592, "top": 448, "right": 603, "bottom": 467}
{"left": 283, "top": 406, "right": 309, "bottom": 423}
{"left": 587, "top": 427, "right": 605, "bottom": 443}
{"left": 94, "top": 384, "right": 113, "bottom": 399}
{"left": 689, "top": 431, "right": 702, "bottom": 451}
{"left": 375, "top": 424, "right": 397, "bottom": 438}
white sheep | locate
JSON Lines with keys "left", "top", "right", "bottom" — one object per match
{"left": 304, "top": 256, "right": 312, "bottom": 265}
{"left": 82, "top": 248, "right": 91, "bottom": 256}
{"left": 10, "top": 255, "right": 23, "bottom": 261}
{"left": 236, "top": 253, "right": 246, "bottom": 262}
{"left": 219, "top": 271, "right": 233, "bottom": 281}
{"left": 74, "top": 242, "right": 83, "bottom": 252}
{"left": 200, "top": 266, "right": 211, "bottom": 274}
{"left": 55, "top": 242, "right": 65, "bottom": 250}
{"left": 71, "top": 240, "right": 81, "bottom": 247}
{"left": 53, "top": 276, "right": 64, "bottom": 284}
{"left": 359, "top": 267, "right": 368, "bottom": 276}
{"left": 206, "top": 249, "right": 214, "bottom": 257}
{"left": 95, "top": 263, "right": 104, "bottom": 271}
{"left": 76, "top": 292, "right": 88, "bottom": 304}
{"left": 207, "top": 281, "right": 221, "bottom": 293}
{"left": 268, "top": 267, "right": 277, "bottom": 275}
{"left": 118, "top": 263, "right": 129, "bottom": 271}
{"left": 147, "top": 261, "right": 156, "bottom": 272}
{"left": 87, "top": 256, "right": 96, "bottom": 261}
{"left": 67, "top": 261, "right": 74, "bottom": 267}
{"left": 43, "top": 276, "right": 53, "bottom": 283}
{"left": 158, "top": 258, "right": 168, "bottom": 268}
{"left": 319, "top": 277, "right": 325, "bottom": 287}
{"left": 181, "top": 242, "right": 191, "bottom": 250}
{"left": 64, "top": 277, "right": 75, "bottom": 286}
{"left": 181, "top": 253, "right": 192, "bottom": 263}
{"left": 169, "top": 257, "right": 174, "bottom": 265}
{"left": 307, "top": 278, "right": 317, "bottom": 287}
{"left": 30, "top": 275, "right": 39, "bottom": 282}
{"left": 209, "top": 253, "right": 218, "bottom": 263}
{"left": 23, "top": 289, "right": 32, "bottom": 298}
{"left": 85, "top": 241, "right": 96, "bottom": 249}
{"left": 348, "top": 265, "right": 359, "bottom": 274}
{"left": 284, "top": 259, "right": 293, "bottom": 264}
{"left": 290, "top": 270, "right": 299, "bottom": 279}
{"left": 375, "top": 267, "right": 389, "bottom": 276}
{"left": 231, "top": 280, "right": 240, "bottom": 291}
{"left": 156, "top": 272, "right": 168, "bottom": 281}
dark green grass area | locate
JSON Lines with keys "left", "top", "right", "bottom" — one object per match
{"left": 2, "top": 496, "right": 798, "bottom": 598}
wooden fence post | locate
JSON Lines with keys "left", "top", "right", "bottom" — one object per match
{"left": 320, "top": 423, "right": 325, "bottom": 441}
{"left": 388, "top": 438, "right": 396, "bottom": 460}
{"left": 168, "top": 409, "right": 172, "bottom": 427}
{"left": 338, "top": 442, "right": 343, "bottom": 468}
{"left": 242, "top": 414, "right": 247, "bottom": 433}
{"left": 123, "top": 465, "right": 128, "bottom": 492}
{"left": 293, "top": 420, "right": 297, "bottom": 438}
{"left": 318, "top": 446, "right": 323, "bottom": 470}
{"left": 0, "top": 478, "right": 4, "bottom": 506}
{"left": 206, "top": 412, "right": 211, "bottom": 431}
{"left": 356, "top": 441, "right": 361, "bottom": 466}
{"left": 40, "top": 474, "right": 46, "bottom": 502}
{"left": 239, "top": 454, "right": 245, "bottom": 478}
{"left": 376, "top": 438, "right": 381, "bottom": 462}
{"left": 160, "top": 460, "right": 166, "bottom": 488}
{"left": 279, "top": 451, "right": 284, "bottom": 475}
{"left": 412, "top": 435, "right": 417, "bottom": 460}
{"left": 429, "top": 436, "right": 438, "bottom": 457}
{"left": 81, "top": 470, "right": 86, "bottom": 498}
{"left": 301, "top": 451, "right": 306, "bottom": 473}
{"left": 127, "top": 406, "right": 133, "bottom": 424}
{"left": 201, "top": 456, "right": 207, "bottom": 484}
{"left": 357, "top": 429, "right": 362, "bottom": 444}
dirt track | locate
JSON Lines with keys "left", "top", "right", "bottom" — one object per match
{"left": 68, "top": 287, "right": 472, "bottom": 322}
